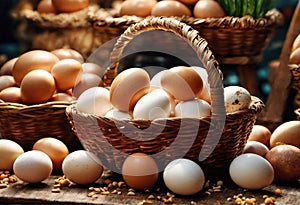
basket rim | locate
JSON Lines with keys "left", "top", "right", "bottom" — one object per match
{"left": 66, "top": 95, "right": 264, "bottom": 123}
{"left": 90, "top": 8, "right": 283, "bottom": 29}
{"left": 0, "top": 100, "right": 73, "bottom": 110}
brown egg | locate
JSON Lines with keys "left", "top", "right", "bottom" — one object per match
{"left": 270, "top": 121, "right": 300, "bottom": 149}
{"left": 161, "top": 66, "right": 203, "bottom": 101}
{"left": 51, "top": 59, "right": 82, "bottom": 91}
{"left": 50, "top": 92, "right": 74, "bottom": 102}
{"left": 0, "top": 87, "right": 22, "bottom": 103}
{"left": 51, "top": 48, "right": 84, "bottom": 64}
{"left": 290, "top": 47, "right": 300, "bottom": 64}
{"left": 247, "top": 125, "right": 271, "bottom": 147}
{"left": 82, "top": 62, "right": 105, "bottom": 77}
{"left": 20, "top": 70, "right": 56, "bottom": 104}
{"left": 51, "top": 0, "right": 89, "bottom": 13}
{"left": 0, "top": 57, "right": 18, "bottom": 76}
{"left": 72, "top": 73, "right": 103, "bottom": 99}
{"left": 37, "top": 0, "right": 58, "bottom": 14}
{"left": 110, "top": 68, "right": 150, "bottom": 112}
{"left": 265, "top": 144, "right": 300, "bottom": 182}
{"left": 122, "top": 153, "right": 159, "bottom": 190}
{"left": 0, "top": 75, "right": 16, "bottom": 92}
{"left": 193, "top": 0, "right": 226, "bottom": 18}
{"left": 120, "top": 0, "right": 157, "bottom": 17}
{"left": 12, "top": 50, "right": 59, "bottom": 86}
{"left": 151, "top": 0, "right": 192, "bottom": 17}
{"left": 292, "top": 33, "right": 300, "bottom": 52}
{"left": 33, "top": 137, "right": 69, "bottom": 171}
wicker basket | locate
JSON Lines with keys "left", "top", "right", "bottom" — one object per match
{"left": 11, "top": 0, "right": 100, "bottom": 59}
{"left": 66, "top": 17, "right": 264, "bottom": 176}
{"left": 0, "top": 100, "right": 82, "bottom": 151}
{"left": 89, "top": 8, "right": 283, "bottom": 65}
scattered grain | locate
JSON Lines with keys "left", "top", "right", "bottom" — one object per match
{"left": 274, "top": 188, "right": 282, "bottom": 196}
{"left": 127, "top": 191, "right": 136, "bottom": 196}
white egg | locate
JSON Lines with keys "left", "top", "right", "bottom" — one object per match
{"left": 13, "top": 150, "right": 53, "bottom": 183}
{"left": 133, "top": 89, "right": 172, "bottom": 120}
{"left": 224, "top": 86, "right": 251, "bottom": 113}
{"left": 243, "top": 141, "right": 269, "bottom": 157}
{"left": 105, "top": 108, "right": 132, "bottom": 120}
{"left": 150, "top": 70, "right": 167, "bottom": 87}
{"left": 76, "top": 87, "right": 113, "bottom": 115}
{"left": 175, "top": 99, "right": 211, "bottom": 118}
{"left": 163, "top": 158, "right": 205, "bottom": 195}
{"left": 229, "top": 153, "right": 274, "bottom": 190}
{"left": 62, "top": 150, "right": 103, "bottom": 185}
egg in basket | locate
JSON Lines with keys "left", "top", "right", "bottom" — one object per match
{"left": 65, "top": 17, "right": 264, "bottom": 178}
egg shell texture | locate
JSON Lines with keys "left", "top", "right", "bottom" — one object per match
{"left": 76, "top": 87, "right": 113, "bottom": 115}
{"left": 62, "top": 150, "right": 103, "bottom": 185}
{"left": 160, "top": 66, "right": 203, "bottom": 101}
{"left": 224, "top": 86, "right": 251, "bottom": 113}
{"left": 0, "top": 139, "right": 24, "bottom": 171}
{"left": 229, "top": 153, "right": 274, "bottom": 190}
{"left": 20, "top": 69, "right": 56, "bottom": 104}
{"left": 122, "top": 153, "right": 159, "bottom": 190}
{"left": 163, "top": 158, "right": 205, "bottom": 195}
{"left": 12, "top": 50, "right": 59, "bottom": 86}
{"left": 133, "top": 88, "right": 172, "bottom": 120}
{"left": 13, "top": 150, "right": 53, "bottom": 183}
{"left": 110, "top": 68, "right": 150, "bottom": 112}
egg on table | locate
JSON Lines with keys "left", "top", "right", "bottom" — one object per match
{"left": 229, "top": 153, "right": 274, "bottom": 190}
{"left": 32, "top": 137, "right": 69, "bottom": 171}
{"left": 13, "top": 150, "right": 53, "bottom": 183}
{"left": 163, "top": 158, "right": 205, "bottom": 195}
{"left": 0, "top": 139, "right": 24, "bottom": 171}
{"left": 122, "top": 153, "right": 159, "bottom": 190}
{"left": 62, "top": 150, "right": 103, "bottom": 185}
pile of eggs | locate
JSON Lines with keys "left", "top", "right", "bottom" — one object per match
{"left": 37, "top": 0, "right": 90, "bottom": 14}
{"left": 0, "top": 49, "right": 104, "bottom": 105}
{"left": 118, "top": 0, "right": 226, "bottom": 19}
{"left": 0, "top": 138, "right": 103, "bottom": 185}
{"left": 76, "top": 66, "right": 252, "bottom": 119}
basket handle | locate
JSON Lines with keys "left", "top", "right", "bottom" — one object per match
{"left": 106, "top": 16, "right": 225, "bottom": 113}
{"left": 105, "top": 16, "right": 226, "bottom": 161}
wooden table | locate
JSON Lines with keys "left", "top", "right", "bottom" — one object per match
{"left": 0, "top": 170, "right": 299, "bottom": 205}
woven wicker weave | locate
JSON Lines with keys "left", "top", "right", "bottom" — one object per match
{"left": 0, "top": 100, "right": 82, "bottom": 151}
{"left": 89, "top": 8, "right": 283, "bottom": 65}
{"left": 66, "top": 17, "right": 264, "bottom": 176}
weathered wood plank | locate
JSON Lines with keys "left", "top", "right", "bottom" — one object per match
{"left": 0, "top": 170, "right": 299, "bottom": 205}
